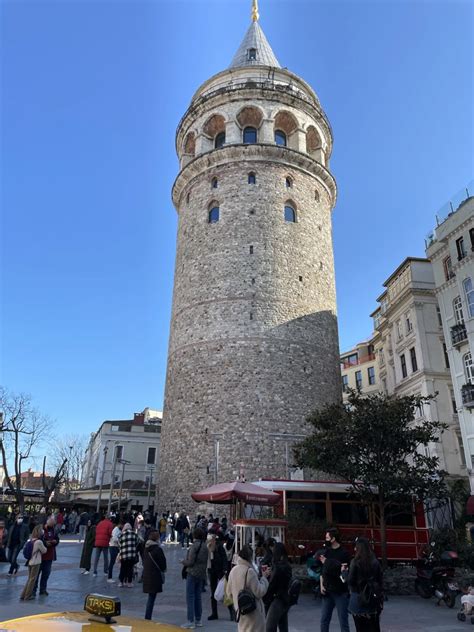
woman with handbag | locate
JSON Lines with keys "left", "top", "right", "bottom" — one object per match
{"left": 227, "top": 544, "right": 271, "bottom": 632}
{"left": 348, "top": 537, "right": 383, "bottom": 632}
{"left": 118, "top": 523, "right": 138, "bottom": 587}
{"left": 180, "top": 527, "right": 208, "bottom": 629}
{"left": 142, "top": 529, "right": 167, "bottom": 620}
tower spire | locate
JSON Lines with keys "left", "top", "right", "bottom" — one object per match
{"left": 251, "top": 0, "right": 259, "bottom": 22}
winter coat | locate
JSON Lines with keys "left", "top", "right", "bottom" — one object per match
{"left": 119, "top": 529, "right": 138, "bottom": 561}
{"left": 41, "top": 526, "right": 59, "bottom": 562}
{"left": 227, "top": 558, "right": 268, "bottom": 632}
{"left": 142, "top": 540, "right": 167, "bottom": 594}
{"left": 7, "top": 523, "right": 29, "bottom": 549}
{"left": 264, "top": 560, "right": 292, "bottom": 608}
{"left": 80, "top": 525, "right": 96, "bottom": 570}
{"left": 208, "top": 541, "right": 227, "bottom": 579}
{"left": 348, "top": 558, "right": 383, "bottom": 616}
{"left": 94, "top": 519, "right": 113, "bottom": 548}
{"left": 29, "top": 539, "right": 47, "bottom": 567}
{"left": 183, "top": 539, "right": 208, "bottom": 580}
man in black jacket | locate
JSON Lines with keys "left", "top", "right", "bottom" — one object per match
{"left": 207, "top": 533, "right": 227, "bottom": 620}
{"left": 320, "top": 528, "right": 351, "bottom": 632}
{"left": 6, "top": 515, "right": 29, "bottom": 575}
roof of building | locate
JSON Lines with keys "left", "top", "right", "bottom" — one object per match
{"left": 229, "top": 20, "right": 280, "bottom": 69}
{"left": 381, "top": 257, "right": 429, "bottom": 289}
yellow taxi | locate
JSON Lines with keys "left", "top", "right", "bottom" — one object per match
{"left": 0, "top": 594, "right": 182, "bottom": 631}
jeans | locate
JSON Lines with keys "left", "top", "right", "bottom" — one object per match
{"left": 186, "top": 574, "right": 203, "bottom": 623}
{"left": 266, "top": 597, "right": 289, "bottom": 632}
{"left": 145, "top": 593, "right": 157, "bottom": 620}
{"left": 160, "top": 532, "right": 166, "bottom": 543}
{"left": 93, "top": 547, "right": 109, "bottom": 574}
{"left": 108, "top": 546, "right": 120, "bottom": 579}
{"left": 180, "top": 531, "right": 190, "bottom": 548}
{"left": 320, "top": 592, "right": 350, "bottom": 632}
{"left": 79, "top": 525, "right": 87, "bottom": 541}
{"left": 7, "top": 544, "right": 22, "bottom": 574}
{"left": 119, "top": 559, "right": 135, "bottom": 584}
{"left": 33, "top": 559, "right": 53, "bottom": 594}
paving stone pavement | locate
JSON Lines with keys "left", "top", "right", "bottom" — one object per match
{"left": 0, "top": 536, "right": 467, "bottom": 630}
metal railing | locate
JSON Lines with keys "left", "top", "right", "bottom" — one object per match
{"left": 425, "top": 180, "right": 474, "bottom": 249}
{"left": 461, "top": 383, "right": 474, "bottom": 408}
{"left": 451, "top": 323, "right": 468, "bottom": 346}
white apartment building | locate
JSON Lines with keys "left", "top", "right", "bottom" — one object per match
{"left": 81, "top": 407, "right": 162, "bottom": 490}
{"left": 340, "top": 340, "right": 379, "bottom": 401}
{"left": 426, "top": 189, "right": 474, "bottom": 489}
{"left": 370, "top": 257, "right": 464, "bottom": 479}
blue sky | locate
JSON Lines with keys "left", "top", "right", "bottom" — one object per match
{"left": 1, "top": 0, "right": 473, "bottom": 437}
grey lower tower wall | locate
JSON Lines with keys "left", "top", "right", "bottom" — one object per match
{"left": 158, "top": 64, "right": 341, "bottom": 512}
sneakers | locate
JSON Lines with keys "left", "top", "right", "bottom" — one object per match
{"left": 107, "top": 579, "right": 115, "bottom": 583}
{"left": 118, "top": 582, "right": 123, "bottom": 587}
{"left": 180, "top": 624, "right": 195, "bottom": 630}
{"left": 92, "top": 572, "right": 97, "bottom": 577}
{"left": 195, "top": 622, "right": 203, "bottom": 628}
{"left": 207, "top": 615, "right": 218, "bottom": 620}
{"left": 104, "top": 572, "right": 108, "bottom": 577}
{"left": 39, "top": 591, "right": 49, "bottom": 596}
{"left": 83, "top": 571, "right": 89, "bottom": 575}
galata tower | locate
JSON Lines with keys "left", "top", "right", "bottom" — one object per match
{"left": 158, "top": 0, "right": 340, "bottom": 510}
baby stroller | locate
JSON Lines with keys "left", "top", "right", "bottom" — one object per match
{"left": 306, "top": 549, "right": 325, "bottom": 598}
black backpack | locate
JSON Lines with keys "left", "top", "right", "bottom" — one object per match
{"left": 358, "top": 578, "right": 381, "bottom": 608}
{"left": 236, "top": 569, "right": 257, "bottom": 621}
{"left": 288, "top": 578, "right": 301, "bottom": 607}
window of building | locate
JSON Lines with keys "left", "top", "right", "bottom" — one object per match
{"left": 443, "top": 256, "right": 454, "bottom": 281}
{"left": 456, "top": 430, "right": 467, "bottom": 467}
{"left": 470, "top": 227, "right": 474, "bottom": 251}
{"left": 405, "top": 313, "right": 413, "bottom": 334}
{"left": 284, "top": 205, "right": 296, "bottom": 223}
{"left": 186, "top": 191, "right": 191, "bottom": 204}
{"left": 456, "top": 236, "right": 467, "bottom": 260}
{"left": 400, "top": 354, "right": 407, "bottom": 378}
{"left": 249, "top": 245, "right": 254, "bottom": 254}
{"left": 463, "top": 277, "right": 474, "bottom": 317}
{"left": 248, "top": 172, "right": 256, "bottom": 184}
{"left": 343, "top": 353, "right": 358, "bottom": 366}
{"left": 243, "top": 126, "right": 257, "bottom": 144}
{"left": 442, "top": 342, "right": 450, "bottom": 368}
{"left": 436, "top": 306, "right": 443, "bottom": 327}
{"left": 396, "top": 320, "right": 403, "bottom": 340}
{"left": 285, "top": 177, "right": 292, "bottom": 188}
{"left": 315, "top": 190, "right": 320, "bottom": 202}
{"left": 464, "top": 352, "right": 474, "bottom": 384}
{"left": 450, "top": 389, "right": 457, "bottom": 414}
{"left": 247, "top": 47, "right": 257, "bottom": 61}
{"left": 275, "top": 130, "right": 287, "bottom": 146}
{"left": 114, "top": 445, "right": 123, "bottom": 461}
{"left": 453, "top": 296, "right": 465, "bottom": 324}
{"left": 410, "top": 347, "right": 418, "bottom": 372}
{"left": 368, "top": 366, "right": 376, "bottom": 385}
{"left": 342, "top": 375, "right": 349, "bottom": 393}
{"left": 211, "top": 177, "right": 218, "bottom": 189}
{"left": 355, "top": 370, "right": 362, "bottom": 389}
{"left": 208, "top": 207, "right": 219, "bottom": 223}
{"left": 379, "top": 348, "right": 385, "bottom": 365}
{"left": 214, "top": 132, "right": 225, "bottom": 149}
{"left": 147, "top": 447, "right": 156, "bottom": 465}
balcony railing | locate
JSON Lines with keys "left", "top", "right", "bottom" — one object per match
{"left": 451, "top": 323, "right": 468, "bottom": 347}
{"left": 462, "top": 383, "right": 474, "bottom": 408}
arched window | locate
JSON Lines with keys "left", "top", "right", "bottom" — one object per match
{"left": 284, "top": 205, "right": 296, "bottom": 223}
{"left": 275, "top": 130, "right": 287, "bottom": 146}
{"left": 463, "top": 277, "right": 474, "bottom": 317}
{"left": 464, "top": 352, "right": 474, "bottom": 384}
{"left": 211, "top": 177, "right": 218, "bottom": 189}
{"left": 215, "top": 132, "right": 225, "bottom": 149}
{"left": 285, "top": 177, "right": 293, "bottom": 188}
{"left": 243, "top": 127, "right": 257, "bottom": 144}
{"left": 208, "top": 206, "right": 219, "bottom": 223}
{"left": 248, "top": 48, "right": 257, "bottom": 61}
{"left": 453, "top": 296, "right": 465, "bottom": 324}
{"left": 314, "top": 189, "right": 320, "bottom": 202}
{"left": 248, "top": 172, "right": 256, "bottom": 184}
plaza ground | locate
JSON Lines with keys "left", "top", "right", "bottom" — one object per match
{"left": 0, "top": 536, "right": 467, "bottom": 630}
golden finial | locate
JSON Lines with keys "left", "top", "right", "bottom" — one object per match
{"left": 251, "top": 0, "right": 259, "bottom": 22}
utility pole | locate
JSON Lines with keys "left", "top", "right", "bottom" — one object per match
{"left": 146, "top": 464, "right": 156, "bottom": 510}
{"left": 117, "top": 458, "right": 130, "bottom": 512}
{"left": 107, "top": 445, "right": 120, "bottom": 515}
{"left": 96, "top": 445, "right": 108, "bottom": 513}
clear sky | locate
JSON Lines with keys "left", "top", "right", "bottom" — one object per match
{"left": 1, "top": 0, "right": 473, "bottom": 437}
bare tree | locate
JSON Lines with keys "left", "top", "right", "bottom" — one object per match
{"left": 0, "top": 387, "right": 49, "bottom": 512}
{"left": 41, "top": 455, "right": 68, "bottom": 507}
{"left": 48, "top": 434, "right": 88, "bottom": 494}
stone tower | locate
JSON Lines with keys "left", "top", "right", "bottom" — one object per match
{"left": 158, "top": 1, "right": 340, "bottom": 511}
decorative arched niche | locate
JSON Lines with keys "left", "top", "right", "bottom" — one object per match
{"left": 203, "top": 113, "right": 227, "bottom": 151}
{"left": 273, "top": 110, "right": 299, "bottom": 150}
{"left": 306, "top": 125, "right": 325, "bottom": 164}
{"left": 181, "top": 131, "right": 196, "bottom": 167}
{"left": 236, "top": 106, "right": 263, "bottom": 143}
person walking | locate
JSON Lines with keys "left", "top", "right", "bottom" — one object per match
{"left": 20, "top": 526, "right": 47, "bottom": 601}
{"left": 119, "top": 523, "right": 138, "bottom": 587}
{"left": 80, "top": 520, "right": 96, "bottom": 574}
{"left": 93, "top": 514, "right": 113, "bottom": 576}
{"left": 264, "top": 543, "right": 292, "bottom": 632}
{"left": 78, "top": 510, "right": 90, "bottom": 542}
{"left": 348, "top": 537, "right": 383, "bottom": 632}
{"left": 107, "top": 517, "right": 123, "bottom": 583}
{"left": 227, "top": 544, "right": 270, "bottom": 632}
{"left": 6, "top": 514, "right": 29, "bottom": 575}
{"left": 142, "top": 529, "right": 167, "bottom": 620}
{"left": 158, "top": 514, "right": 168, "bottom": 544}
{"left": 33, "top": 516, "right": 59, "bottom": 596}
{"left": 177, "top": 512, "right": 191, "bottom": 549}
{"left": 180, "top": 527, "right": 208, "bottom": 629}
{"left": 320, "top": 528, "right": 351, "bottom": 632}
{"left": 207, "top": 533, "right": 227, "bottom": 621}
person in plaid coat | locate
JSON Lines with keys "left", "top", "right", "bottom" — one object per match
{"left": 118, "top": 523, "right": 138, "bottom": 587}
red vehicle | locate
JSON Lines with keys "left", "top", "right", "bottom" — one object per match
{"left": 253, "top": 479, "right": 438, "bottom": 562}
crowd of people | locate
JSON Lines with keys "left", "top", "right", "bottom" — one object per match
{"left": 0, "top": 509, "right": 385, "bottom": 631}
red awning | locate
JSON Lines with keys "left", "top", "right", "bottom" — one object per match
{"left": 191, "top": 481, "right": 281, "bottom": 506}
{"left": 466, "top": 495, "right": 474, "bottom": 516}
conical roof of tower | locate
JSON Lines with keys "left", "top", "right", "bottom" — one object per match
{"left": 229, "top": 20, "right": 280, "bottom": 69}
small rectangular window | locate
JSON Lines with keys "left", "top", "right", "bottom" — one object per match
{"left": 405, "top": 314, "right": 413, "bottom": 334}
{"left": 355, "top": 370, "right": 362, "bottom": 389}
{"left": 367, "top": 366, "right": 375, "bottom": 385}
{"left": 400, "top": 354, "right": 407, "bottom": 378}
{"left": 249, "top": 245, "right": 254, "bottom": 254}
{"left": 147, "top": 447, "right": 156, "bottom": 465}
{"left": 115, "top": 445, "right": 123, "bottom": 461}
{"left": 396, "top": 320, "right": 403, "bottom": 340}
{"left": 456, "top": 236, "right": 467, "bottom": 260}
{"left": 436, "top": 306, "right": 443, "bottom": 327}
{"left": 442, "top": 342, "right": 450, "bottom": 368}
{"left": 247, "top": 48, "right": 257, "bottom": 61}
{"left": 443, "top": 256, "right": 454, "bottom": 281}
{"left": 463, "top": 278, "right": 474, "bottom": 317}
{"left": 249, "top": 312, "right": 253, "bottom": 320}
{"left": 470, "top": 228, "right": 474, "bottom": 251}
{"left": 456, "top": 430, "right": 466, "bottom": 466}
{"left": 299, "top": 276, "right": 303, "bottom": 282}
{"left": 410, "top": 347, "right": 418, "bottom": 372}
{"left": 342, "top": 375, "right": 349, "bottom": 393}
{"left": 451, "top": 389, "right": 457, "bottom": 414}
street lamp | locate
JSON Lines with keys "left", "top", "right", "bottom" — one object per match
{"left": 96, "top": 445, "right": 108, "bottom": 513}
{"left": 268, "top": 432, "right": 306, "bottom": 479}
{"left": 117, "top": 458, "right": 131, "bottom": 512}
{"left": 146, "top": 464, "right": 156, "bottom": 510}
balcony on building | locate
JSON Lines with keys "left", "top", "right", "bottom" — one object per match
{"left": 462, "top": 383, "right": 474, "bottom": 408}
{"left": 451, "top": 323, "right": 468, "bottom": 347}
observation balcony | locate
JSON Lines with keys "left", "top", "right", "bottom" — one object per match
{"left": 451, "top": 323, "right": 468, "bottom": 347}
{"left": 461, "top": 383, "right": 474, "bottom": 409}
